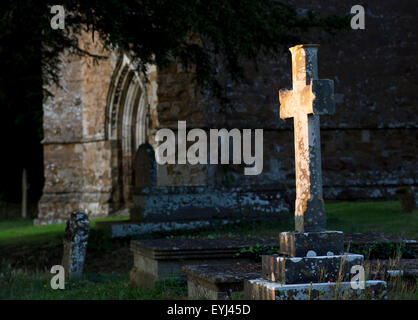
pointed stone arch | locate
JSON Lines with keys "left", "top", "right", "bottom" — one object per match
{"left": 105, "top": 53, "right": 150, "bottom": 211}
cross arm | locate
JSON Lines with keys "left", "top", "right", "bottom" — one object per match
{"left": 279, "top": 84, "right": 317, "bottom": 119}
{"left": 279, "top": 89, "right": 295, "bottom": 120}
{"left": 279, "top": 79, "right": 335, "bottom": 120}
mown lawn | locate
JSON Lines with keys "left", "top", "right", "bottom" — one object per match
{"left": 161, "top": 200, "right": 417, "bottom": 240}
{"left": 326, "top": 201, "right": 417, "bottom": 239}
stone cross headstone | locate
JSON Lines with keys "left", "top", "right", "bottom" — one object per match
{"left": 62, "top": 212, "right": 90, "bottom": 280}
{"left": 279, "top": 44, "right": 335, "bottom": 233}
{"left": 278, "top": 44, "right": 343, "bottom": 257}
{"left": 244, "top": 44, "right": 387, "bottom": 300}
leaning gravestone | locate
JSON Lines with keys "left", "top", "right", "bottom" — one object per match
{"left": 62, "top": 212, "right": 90, "bottom": 280}
{"left": 245, "top": 44, "right": 387, "bottom": 300}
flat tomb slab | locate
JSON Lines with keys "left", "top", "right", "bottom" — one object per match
{"left": 130, "top": 256, "right": 253, "bottom": 289}
{"left": 130, "top": 237, "right": 278, "bottom": 288}
{"left": 183, "top": 263, "right": 261, "bottom": 300}
{"left": 98, "top": 219, "right": 240, "bottom": 238}
{"left": 131, "top": 237, "right": 280, "bottom": 260}
{"left": 262, "top": 253, "right": 363, "bottom": 284}
{"left": 244, "top": 278, "right": 387, "bottom": 300}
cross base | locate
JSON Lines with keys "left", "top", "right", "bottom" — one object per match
{"left": 246, "top": 229, "right": 387, "bottom": 300}
{"left": 280, "top": 231, "right": 344, "bottom": 257}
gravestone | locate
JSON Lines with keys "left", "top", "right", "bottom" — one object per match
{"left": 62, "top": 212, "right": 90, "bottom": 280}
{"left": 245, "top": 44, "right": 387, "bottom": 300}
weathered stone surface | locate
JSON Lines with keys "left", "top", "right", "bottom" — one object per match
{"left": 37, "top": 33, "right": 116, "bottom": 224}
{"left": 244, "top": 278, "right": 387, "bottom": 300}
{"left": 62, "top": 212, "right": 90, "bottom": 280}
{"left": 280, "top": 231, "right": 344, "bottom": 257}
{"left": 99, "top": 219, "right": 239, "bottom": 238}
{"left": 262, "top": 253, "right": 363, "bottom": 284}
{"left": 131, "top": 237, "right": 280, "bottom": 260}
{"left": 132, "top": 187, "right": 289, "bottom": 222}
{"left": 130, "top": 255, "right": 252, "bottom": 289}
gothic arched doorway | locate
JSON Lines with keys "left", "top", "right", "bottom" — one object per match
{"left": 105, "top": 53, "right": 150, "bottom": 213}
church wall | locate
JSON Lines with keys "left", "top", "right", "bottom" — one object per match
{"left": 36, "top": 34, "right": 116, "bottom": 225}
{"left": 37, "top": 0, "right": 417, "bottom": 224}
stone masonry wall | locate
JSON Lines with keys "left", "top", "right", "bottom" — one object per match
{"left": 153, "top": 0, "right": 417, "bottom": 199}
{"left": 36, "top": 33, "right": 116, "bottom": 225}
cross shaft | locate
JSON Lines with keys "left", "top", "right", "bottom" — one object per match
{"left": 279, "top": 44, "right": 335, "bottom": 233}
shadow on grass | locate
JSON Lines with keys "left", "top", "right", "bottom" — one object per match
{"left": 0, "top": 269, "right": 187, "bottom": 300}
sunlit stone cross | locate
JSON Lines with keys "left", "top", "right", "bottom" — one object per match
{"left": 279, "top": 44, "right": 335, "bottom": 233}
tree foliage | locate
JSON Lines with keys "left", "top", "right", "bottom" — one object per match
{"left": 3, "top": 0, "right": 350, "bottom": 99}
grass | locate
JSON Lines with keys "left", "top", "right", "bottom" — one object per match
{"left": 161, "top": 200, "right": 417, "bottom": 240}
{"left": 385, "top": 276, "right": 418, "bottom": 300}
{"left": 0, "top": 267, "right": 415, "bottom": 300}
{"left": 0, "top": 215, "right": 129, "bottom": 247}
{"left": 326, "top": 201, "right": 417, "bottom": 239}
{"left": 0, "top": 270, "right": 186, "bottom": 300}
{"left": 0, "top": 201, "right": 416, "bottom": 248}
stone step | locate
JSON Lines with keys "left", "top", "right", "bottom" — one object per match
{"left": 182, "top": 259, "right": 416, "bottom": 300}
{"left": 262, "top": 253, "right": 364, "bottom": 284}
{"left": 244, "top": 278, "right": 387, "bottom": 300}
